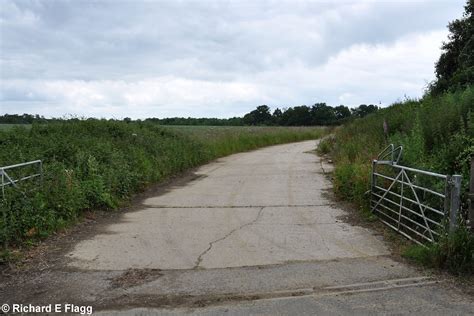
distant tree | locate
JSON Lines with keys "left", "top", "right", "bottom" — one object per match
{"left": 333, "top": 105, "right": 351, "bottom": 121}
{"left": 351, "top": 104, "right": 379, "bottom": 118}
{"left": 272, "top": 108, "right": 283, "bottom": 125}
{"left": 243, "top": 105, "right": 272, "bottom": 125}
{"left": 429, "top": 0, "right": 474, "bottom": 94}
{"left": 310, "top": 103, "right": 336, "bottom": 125}
{"left": 242, "top": 113, "right": 256, "bottom": 125}
{"left": 280, "top": 106, "right": 312, "bottom": 126}
{"left": 0, "top": 113, "right": 43, "bottom": 124}
{"left": 123, "top": 117, "right": 132, "bottom": 123}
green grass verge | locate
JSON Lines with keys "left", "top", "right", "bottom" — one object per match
{"left": 0, "top": 122, "right": 325, "bottom": 254}
{"left": 403, "top": 225, "right": 474, "bottom": 275}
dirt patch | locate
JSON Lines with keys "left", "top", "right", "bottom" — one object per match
{"left": 109, "top": 269, "right": 163, "bottom": 289}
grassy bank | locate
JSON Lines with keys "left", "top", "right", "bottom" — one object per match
{"left": 319, "top": 86, "right": 473, "bottom": 274}
{"left": 0, "top": 122, "right": 324, "bottom": 253}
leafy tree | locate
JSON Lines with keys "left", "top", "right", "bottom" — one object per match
{"left": 334, "top": 105, "right": 351, "bottom": 120}
{"left": 0, "top": 113, "right": 46, "bottom": 124}
{"left": 272, "top": 108, "right": 283, "bottom": 125}
{"left": 351, "top": 104, "right": 379, "bottom": 118}
{"left": 243, "top": 105, "right": 272, "bottom": 125}
{"left": 430, "top": 0, "right": 474, "bottom": 94}
{"left": 310, "top": 103, "right": 336, "bottom": 125}
{"left": 280, "top": 106, "right": 312, "bottom": 126}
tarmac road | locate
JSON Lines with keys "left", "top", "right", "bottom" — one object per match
{"left": 2, "top": 140, "right": 473, "bottom": 315}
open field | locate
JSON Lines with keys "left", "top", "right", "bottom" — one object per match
{"left": 0, "top": 124, "right": 31, "bottom": 130}
{"left": 164, "top": 125, "right": 325, "bottom": 157}
{"left": 0, "top": 122, "right": 325, "bottom": 251}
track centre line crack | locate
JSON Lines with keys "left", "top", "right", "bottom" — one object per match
{"left": 193, "top": 206, "right": 266, "bottom": 269}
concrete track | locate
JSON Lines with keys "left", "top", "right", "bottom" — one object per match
{"left": 2, "top": 140, "right": 473, "bottom": 315}
{"left": 68, "top": 140, "right": 388, "bottom": 270}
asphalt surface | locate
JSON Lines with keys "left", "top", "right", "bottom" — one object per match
{"left": 2, "top": 140, "right": 473, "bottom": 315}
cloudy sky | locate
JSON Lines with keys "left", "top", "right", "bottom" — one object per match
{"left": 0, "top": 0, "right": 466, "bottom": 119}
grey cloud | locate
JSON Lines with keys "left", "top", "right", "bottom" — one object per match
{"left": 0, "top": 0, "right": 467, "bottom": 118}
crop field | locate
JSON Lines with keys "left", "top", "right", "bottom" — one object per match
{"left": 164, "top": 125, "right": 325, "bottom": 157}
{"left": 0, "top": 122, "right": 325, "bottom": 250}
{"left": 0, "top": 124, "right": 32, "bottom": 130}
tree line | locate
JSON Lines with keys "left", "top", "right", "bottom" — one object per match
{"left": 0, "top": 103, "right": 379, "bottom": 126}
{"left": 0, "top": 114, "right": 47, "bottom": 124}
{"left": 242, "top": 103, "right": 378, "bottom": 126}
{"left": 144, "top": 103, "right": 378, "bottom": 126}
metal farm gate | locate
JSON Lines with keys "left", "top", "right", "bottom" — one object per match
{"left": 1, "top": 160, "right": 43, "bottom": 199}
{"left": 370, "top": 145, "right": 462, "bottom": 244}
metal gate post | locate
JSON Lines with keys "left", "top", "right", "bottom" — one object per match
{"left": 449, "top": 175, "right": 462, "bottom": 232}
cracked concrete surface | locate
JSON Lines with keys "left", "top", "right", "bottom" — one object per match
{"left": 67, "top": 140, "right": 389, "bottom": 270}
{"left": 194, "top": 207, "right": 265, "bottom": 269}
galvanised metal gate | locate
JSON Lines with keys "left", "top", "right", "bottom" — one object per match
{"left": 0, "top": 160, "right": 43, "bottom": 199}
{"left": 370, "top": 145, "right": 462, "bottom": 245}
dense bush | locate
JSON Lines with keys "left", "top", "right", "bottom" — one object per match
{"left": 0, "top": 122, "right": 324, "bottom": 249}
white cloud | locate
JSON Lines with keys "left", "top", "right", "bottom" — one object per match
{"left": 0, "top": 1, "right": 40, "bottom": 27}
{"left": 1, "top": 78, "right": 262, "bottom": 118}
{"left": 238, "top": 30, "right": 447, "bottom": 107}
